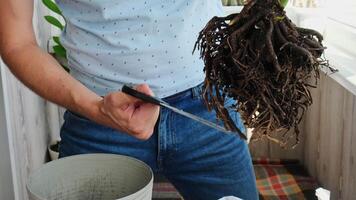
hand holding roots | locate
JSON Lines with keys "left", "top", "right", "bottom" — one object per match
{"left": 194, "top": 0, "right": 335, "bottom": 147}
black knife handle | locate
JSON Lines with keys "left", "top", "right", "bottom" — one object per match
{"left": 122, "top": 85, "right": 162, "bottom": 106}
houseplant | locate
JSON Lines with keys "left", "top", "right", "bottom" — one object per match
{"left": 42, "top": 0, "right": 68, "bottom": 160}
{"left": 42, "top": 0, "right": 69, "bottom": 72}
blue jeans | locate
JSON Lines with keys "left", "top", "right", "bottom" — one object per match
{"left": 59, "top": 83, "right": 258, "bottom": 200}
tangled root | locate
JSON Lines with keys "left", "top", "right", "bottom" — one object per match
{"left": 194, "top": 0, "right": 336, "bottom": 148}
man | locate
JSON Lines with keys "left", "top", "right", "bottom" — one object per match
{"left": 0, "top": 0, "right": 258, "bottom": 199}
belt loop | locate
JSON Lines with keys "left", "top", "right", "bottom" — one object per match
{"left": 191, "top": 82, "right": 203, "bottom": 99}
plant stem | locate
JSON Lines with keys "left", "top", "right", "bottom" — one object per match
{"left": 279, "top": 0, "right": 289, "bottom": 8}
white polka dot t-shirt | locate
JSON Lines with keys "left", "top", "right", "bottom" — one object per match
{"left": 55, "top": 0, "right": 224, "bottom": 98}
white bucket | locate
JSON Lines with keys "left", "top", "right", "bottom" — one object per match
{"left": 27, "top": 154, "right": 153, "bottom": 200}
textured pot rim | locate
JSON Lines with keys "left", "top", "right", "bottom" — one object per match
{"left": 27, "top": 153, "right": 154, "bottom": 200}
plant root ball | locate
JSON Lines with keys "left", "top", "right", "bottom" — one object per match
{"left": 194, "top": 0, "right": 335, "bottom": 148}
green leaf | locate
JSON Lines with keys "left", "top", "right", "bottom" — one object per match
{"left": 53, "top": 45, "right": 66, "bottom": 58}
{"left": 61, "top": 64, "right": 70, "bottom": 72}
{"left": 275, "top": 16, "right": 286, "bottom": 21}
{"left": 45, "top": 15, "right": 64, "bottom": 30}
{"left": 42, "top": 0, "right": 62, "bottom": 15}
{"left": 279, "top": 0, "right": 289, "bottom": 8}
{"left": 52, "top": 36, "right": 61, "bottom": 46}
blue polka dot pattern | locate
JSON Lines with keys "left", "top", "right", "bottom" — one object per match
{"left": 55, "top": 0, "right": 224, "bottom": 98}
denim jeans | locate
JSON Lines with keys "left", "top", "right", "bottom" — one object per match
{"left": 59, "top": 83, "right": 259, "bottom": 200}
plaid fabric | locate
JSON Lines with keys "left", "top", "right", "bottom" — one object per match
{"left": 152, "top": 159, "right": 318, "bottom": 200}
{"left": 254, "top": 158, "right": 319, "bottom": 200}
{"left": 152, "top": 174, "right": 182, "bottom": 200}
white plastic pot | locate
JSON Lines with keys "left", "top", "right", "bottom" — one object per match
{"left": 48, "top": 141, "right": 59, "bottom": 161}
{"left": 27, "top": 154, "right": 153, "bottom": 200}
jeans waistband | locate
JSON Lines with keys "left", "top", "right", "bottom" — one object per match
{"left": 162, "top": 82, "right": 204, "bottom": 103}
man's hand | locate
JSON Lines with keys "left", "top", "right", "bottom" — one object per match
{"left": 95, "top": 84, "right": 160, "bottom": 140}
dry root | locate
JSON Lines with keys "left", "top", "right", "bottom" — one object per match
{"left": 194, "top": 0, "right": 336, "bottom": 148}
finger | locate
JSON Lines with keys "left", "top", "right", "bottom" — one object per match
{"left": 104, "top": 92, "right": 140, "bottom": 110}
{"left": 117, "top": 105, "right": 136, "bottom": 123}
{"left": 132, "top": 103, "right": 160, "bottom": 124}
{"left": 100, "top": 96, "right": 133, "bottom": 117}
{"left": 134, "top": 83, "right": 155, "bottom": 96}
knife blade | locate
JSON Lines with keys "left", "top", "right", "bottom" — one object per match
{"left": 121, "top": 85, "right": 247, "bottom": 139}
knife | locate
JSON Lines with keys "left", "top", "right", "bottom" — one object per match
{"left": 121, "top": 85, "right": 247, "bottom": 140}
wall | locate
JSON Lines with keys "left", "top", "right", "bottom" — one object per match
{"left": 303, "top": 74, "right": 356, "bottom": 200}
{"left": 248, "top": 74, "right": 356, "bottom": 200}
{"left": 248, "top": 122, "right": 305, "bottom": 161}
{"left": 0, "top": 60, "right": 15, "bottom": 200}
{"left": 0, "top": 67, "right": 49, "bottom": 200}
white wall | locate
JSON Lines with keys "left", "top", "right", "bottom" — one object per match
{"left": 0, "top": 60, "right": 15, "bottom": 200}
{"left": 303, "top": 73, "right": 356, "bottom": 200}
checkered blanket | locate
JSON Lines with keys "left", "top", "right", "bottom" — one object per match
{"left": 152, "top": 159, "right": 319, "bottom": 200}
{"left": 254, "top": 158, "right": 319, "bottom": 200}
{"left": 153, "top": 175, "right": 182, "bottom": 200}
